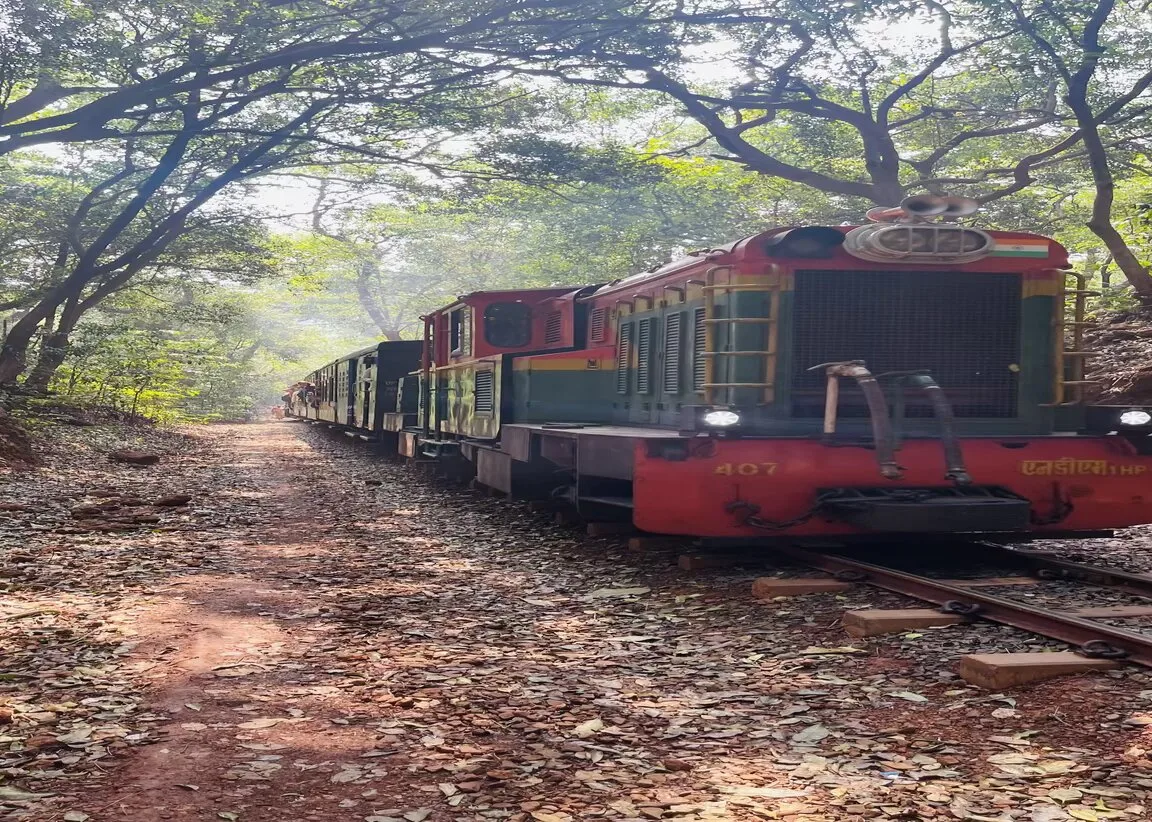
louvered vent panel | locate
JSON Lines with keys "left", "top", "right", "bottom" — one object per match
{"left": 589, "top": 308, "right": 607, "bottom": 343}
{"left": 692, "top": 308, "right": 706, "bottom": 392}
{"left": 544, "top": 310, "right": 563, "bottom": 345}
{"left": 474, "top": 369, "right": 495, "bottom": 414}
{"left": 663, "top": 312, "right": 682, "bottom": 394}
{"left": 637, "top": 318, "right": 654, "bottom": 394}
{"left": 615, "top": 323, "right": 632, "bottom": 394}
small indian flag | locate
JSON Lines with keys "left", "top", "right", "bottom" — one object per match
{"left": 991, "top": 239, "right": 1050, "bottom": 258}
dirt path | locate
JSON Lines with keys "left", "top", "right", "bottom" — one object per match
{"left": 3, "top": 422, "right": 1152, "bottom": 822}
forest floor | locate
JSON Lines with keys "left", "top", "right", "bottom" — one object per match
{"left": 2, "top": 422, "right": 1152, "bottom": 822}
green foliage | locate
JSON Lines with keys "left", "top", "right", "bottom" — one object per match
{"left": 48, "top": 283, "right": 367, "bottom": 421}
{"left": 0, "top": 0, "right": 1149, "bottom": 417}
{"left": 59, "top": 323, "right": 196, "bottom": 421}
{"left": 292, "top": 145, "right": 856, "bottom": 340}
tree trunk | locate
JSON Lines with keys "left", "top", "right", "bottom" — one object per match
{"left": 1073, "top": 94, "right": 1152, "bottom": 300}
{"left": 1046, "top": 0, "right": 1152, "bottom": 302}
{"left": 65, "top": 364, "right": 81, "bottom": 396}
{"left": 0, "top": 299, "right": 60, "bottom": 385}
{"left": 355, "top": 256, "right": 401, "bottom": 340}
{"left": 24, "top": 330, "right": 71, "bottom": 394}
{"left": 1086, "top": 215, "right": 1152, "bottom": 302}
{"left": 24, "top": 297, "right": 83, "bottom": 394}
{"left": 130, "top": 386, "right": 145, "bottom": 416}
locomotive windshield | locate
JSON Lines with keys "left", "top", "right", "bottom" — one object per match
{"left": 484, "top": 302, "right": 532, "bottom": 347}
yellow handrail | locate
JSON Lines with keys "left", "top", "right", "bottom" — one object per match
{"left": 1048, "top": 271, "right": 1100, "bottom": 406}
{"left": 702, "top": 265, "right": 730, "bottom": 404}
{"left": 702, "top": 264, "right": 780, "bottom": 404}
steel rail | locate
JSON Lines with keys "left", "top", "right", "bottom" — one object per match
{"left": 769, "top": 544, "right": 1152, "bottom": 667}
{"left": 980, "top": 544, "right": 1152, "bottom": 600}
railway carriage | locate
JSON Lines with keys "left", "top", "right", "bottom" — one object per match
{"left": 288, "top": 341, "right": 422, "bottom": 435}
{"left": 290, "top": 197, "right": 1152, "bottom": 542}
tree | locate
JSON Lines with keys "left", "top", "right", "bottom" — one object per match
{"left": 513, "top": 2, "right": 1065, "bottom": 200}
{"left": 508, "top": 1, "right": 1149, "bottom": 293}
{"left": 0, "top": 0, "right": 692, "bottom": 159}
{"left": 303, "top": 180, "right": 419, "bottom": 341}
{"left": 290, "top": 142, "right": 852, "bottom": 340}
{"left": 53, "top": 277, "right": 370, "bottom": 421}
{"left": 0, "top": 97, "right": 334, "bottom": 385}
{"left": 0, "top": 0, "right": 698, "bottom": 386}
{"left": 22, "top": 206, "right": 278, "bottom": 393}
{"left": 992, "top": 0, "right": 1152, "bottom": 299}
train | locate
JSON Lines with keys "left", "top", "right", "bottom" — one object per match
{"left": 286, "top": 195, "right": 1152, "bottom": 543}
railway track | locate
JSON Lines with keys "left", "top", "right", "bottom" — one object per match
{"left": 770, "top": 542, "right": 1152, "bottom": 668}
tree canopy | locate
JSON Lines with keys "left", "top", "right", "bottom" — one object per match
{"left": 0, "top": 0, "right": 1148, "bottom": 418}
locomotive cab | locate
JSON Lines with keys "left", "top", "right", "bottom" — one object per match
{"left": 401, "top": 286, "right": 597, "bottom": 454}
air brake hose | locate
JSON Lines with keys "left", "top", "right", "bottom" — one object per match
{"left": 811, "top": 360, "right": 903, "bottom": 481}
{"left": 915, "top": 376, "right": 972, "bottom": 486}
{"left": 881, "top": 371, "right": 973, "bottom": 486}
{"left": 849, "top": 366, "right": 903, "bottom": 481}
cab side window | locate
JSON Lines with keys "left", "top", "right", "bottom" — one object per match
{"left": 450, "top": 308, "right": 472, "bottom": 356}
{"left": 483, "top": 302, "right": 532, "bottom": 348}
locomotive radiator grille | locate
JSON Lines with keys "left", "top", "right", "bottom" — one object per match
{"left": 589, "top": 307, "right": 607, "bottom": 343}
{"left": 616, "top": 323, "right": 632, "bottom": 394}
{"left": 544, "top": 310, "right": 563, "bottom": 344}
{"left": 790, "top": 269, "right": 1022, "bottom": 418}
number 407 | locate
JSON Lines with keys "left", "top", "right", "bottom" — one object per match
{"left": 713, "top": 462, "right": 778, "bottom": 476}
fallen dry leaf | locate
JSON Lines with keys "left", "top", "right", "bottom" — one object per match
{"left": 572, "top": 718, "right": 604, "bottom": 738}
{"left": 585, "top": 587, "right": 650, "bottom": 599}
{"left": 530, "top": 812, "right": 573, "bottom": 822}
{"left": 236, "top": 718, "right": 282, "bottom": 730}
{"left": 889, "top": 691, "right": 929, "bottom": 703}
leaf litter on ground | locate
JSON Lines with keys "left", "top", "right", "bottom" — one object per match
{"left": 2, "top": 422, "right": 1152, "bottom": 821}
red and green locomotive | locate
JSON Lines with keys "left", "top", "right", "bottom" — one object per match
{"left": 288, "top": 196, "right": 1152, "bottom": 541}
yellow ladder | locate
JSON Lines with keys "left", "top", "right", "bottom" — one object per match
{"left": 701, "top": 264, "right": 781, "bottom": 405}
{"left": 1049, "top": 271, "right": 1099, "bottom": 405}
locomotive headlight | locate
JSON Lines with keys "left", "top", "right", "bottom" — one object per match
{"left": 1082, "top": 405, "right": 1152, "bottom": 436}
{"left": 1120, "top": 410, "right": 1152, "bottom": 426}
{"left": 680, "top": 406, "right": 744, "bottom": 437}
{"left": 703, "top": 409, "right": 741, "bottom": 427}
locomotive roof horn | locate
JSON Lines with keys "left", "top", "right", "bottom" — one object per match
{"left": 939, "top": 195, "right": 979, "bottom": 219}
{"left": 865, "top": 194, "right": 980, "bottom": 224}
{"left": 901, "top": 194, "right": 949, "bottom": 218}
